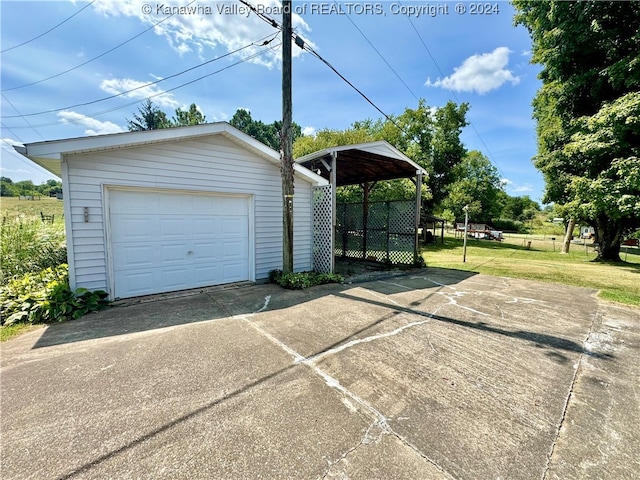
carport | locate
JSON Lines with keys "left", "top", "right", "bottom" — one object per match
{"left": 296, "top": 141, "right": 427, "bottom": 273}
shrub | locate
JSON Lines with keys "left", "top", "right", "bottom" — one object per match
{"left": 0, "top": 218, "right": 67, "bottom": 282}
{"left": 491, "top": 218, "right": 525, "bottom": 233}
{"left": 0, "top": 264, "right": 109, "bottom": 326}
{"left": 269, "top": 270, "right": 344, "bottom": 290}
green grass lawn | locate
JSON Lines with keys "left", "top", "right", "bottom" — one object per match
{"left": 0, "top": 196, "right": 64, "bottom": 223}
{"left": 421, "top": 233, "right": 640, "bottom": 307}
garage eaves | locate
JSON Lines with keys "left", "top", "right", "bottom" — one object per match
{"left": 13, "top": 122, "right": 327, "bottom": 187}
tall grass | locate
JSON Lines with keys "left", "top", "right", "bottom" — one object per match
{"left": 0, "top": 217, "right": 67, "bottom": 283}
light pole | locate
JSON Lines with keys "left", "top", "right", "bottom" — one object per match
{"left": 463, "top": 205, "right": 469, "bottom": 263}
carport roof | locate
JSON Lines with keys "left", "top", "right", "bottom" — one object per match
{"left": 295, "top": 141, "right": 427, "bottom": 187}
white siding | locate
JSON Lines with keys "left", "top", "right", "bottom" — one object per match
{"left": 64, "top": 135, "right": 314, "bottom": 294}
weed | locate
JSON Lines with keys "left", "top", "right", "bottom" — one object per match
{"left": 269, "top": 270, "right": 344, "bottom": 290}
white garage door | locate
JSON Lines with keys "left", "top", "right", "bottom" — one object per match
{"left": 109, "top": 189, "right": 250, "bottom": 299}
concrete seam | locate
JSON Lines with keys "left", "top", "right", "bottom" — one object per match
{"left": 541, "top": 306, "right": 602, "bottom": 479}
{"left": 243, "top": 294, "right": 453, "bottom": 478}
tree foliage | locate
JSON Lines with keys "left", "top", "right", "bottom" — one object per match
{"left": 173, "top": 103, "right": 206, "bottom": 127}
{"left": 513, "top": 0, "right": 640, "bottom": 261}
{"left": 127, "top": 99, "right": 207, "bottom": 131}
{"left": 127, "top": 99, "right": 171, "bottom": 131}
{"left": 441, "top": 150, "right": 504, "bottom": 223}
{"left": 293, "top": 99, "right": 472, "bottom": 209}
{"left": 229, "top": 108, "right": 302, "bottom": 151}
{"left": 0, "top": 178, "right": 62, "bottom": 197}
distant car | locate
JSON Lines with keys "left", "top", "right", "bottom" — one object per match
{"left": 622, "top": 238, "right": 639, "bottom": 247}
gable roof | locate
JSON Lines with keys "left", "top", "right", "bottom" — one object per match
{"left": 295, "top": 141, "right": 427, "bottom": 187}
{"left": 14, "top": 122, "right": 326, "bottom": 186}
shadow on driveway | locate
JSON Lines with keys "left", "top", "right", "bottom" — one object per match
{"left": 31, "top": 267, "right": 475, "bottom": 349}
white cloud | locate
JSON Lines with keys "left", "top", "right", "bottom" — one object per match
{"left": 91, "top": 0, "right": 313, "bottom": 68}
{"left": 502, "top": 178, "right": 534, "bottom": 194}
{"left": 425, "top": 47, "right": 520, "bottom": 94}
{"left": 302, "top": 126, "right": 316, "bottom": 136}
{"left": 58, "top": 111, "right": 124, "bottom": 136}
{"left": 100, "top": 77, "right": 180, "bottom": 109}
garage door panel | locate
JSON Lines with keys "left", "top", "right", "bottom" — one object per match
{"left": 110, "top": 189, "right": 250, "bottom": 299}
{"left": 112, "top": 245, "right": 155, "bottom": 270}
{"left": 193, "top": 217, "right": 218, "bottom": 236}
{"left": 121, "top": 271, "right": 155, "bottom": 296}
{"left": 223, "top": 263, "right": 246, "bottom": 282}
{"left": 222, "top": 217, "right": 247, "bottom": 234}
{"left": 111, "top": 216, "right": 156, "bottom": 241}
{"left": 222, "top": 240, "right": 247, "bottom": 259}
{"left": 159, "top": 244, "right": 188, "bottom": 264}
{"left": 160, "top": 267, "right": 191, "bottom": 290}
{"left": 194, "top": 266, "right": 221, "bottom": 285}
{"left": 193, "top": 241, "right": 218, "bottom": 261}
{"left": 159, "top": 217, "right": 191, "bottom": 239}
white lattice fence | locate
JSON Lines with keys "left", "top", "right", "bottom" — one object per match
{"left": 336, "top": 200, "right": 416, "bottom": 265}
{"left": 312, "top": 185, "right": 333, "bottom": 273}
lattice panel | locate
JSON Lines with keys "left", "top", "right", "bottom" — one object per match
{"left": 312, "top": 185, "right": 333, "bottom": 273}
{"left": 335, "top": 199, "right": 417, "bottom": 265}
{"left": 389, "top": 202, "right": 416, "bottom": 234}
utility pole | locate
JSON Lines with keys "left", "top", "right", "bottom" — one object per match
{"left": 462, "top": 205, "right": 469, "bottom": 263}
{"left": 281, "top": 0, "right": 294, "bottom": 273}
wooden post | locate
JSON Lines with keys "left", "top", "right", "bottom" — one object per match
{"left": 463, "top": 205, "right": 469, "bottom": 263}
{"left": 414, "top": 172, "right": 422, "bottom": 262}
{"left": 330, "top": 152, "right": 337, "bottom": 270}
{"left": 281, "top": 0, "right": 294, "bottom": 273}
{"left": 362, "top": 182, "right": 370, "bottom": 260}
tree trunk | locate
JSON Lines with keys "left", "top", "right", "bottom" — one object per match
{"left": 560, "top": 218, "right": 576, "bottom": 254}
{"left": 594, "top": 216, "right": 622, "bottom": 262}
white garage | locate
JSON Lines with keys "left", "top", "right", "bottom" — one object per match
{"left": 17, "top": 123, "right": 326, "bottom": 300}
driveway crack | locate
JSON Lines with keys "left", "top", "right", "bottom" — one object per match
{"left": 542, "top": 306, "right": 602, "bottom": 479}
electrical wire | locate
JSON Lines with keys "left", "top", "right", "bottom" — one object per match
{"left": 399, "top": 1, "right": 506, "bottom": 178}
{"left": 335, "top": 0, "right": 419, "bottom": 102}
{"left": 3, "top": 33, "right": 279, "bottom": 119}
{"left": 1, "top": 93, "right": 46, "bottom": 140}
{"left": 1, "top": 0, "right": 198, "bottom": 92}
{"left": 3, "top": 42, "right": 281, "bottom": 131}
{"left": 1, "top": 1, "right": 96, "bottom": 54}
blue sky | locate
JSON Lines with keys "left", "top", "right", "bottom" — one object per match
{"left": 1, "top": 0, "right": 544, "bottom": 202}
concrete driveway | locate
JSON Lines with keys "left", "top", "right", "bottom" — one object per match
{"left": 1, "top": 268, "right": 638, "bottom": 479}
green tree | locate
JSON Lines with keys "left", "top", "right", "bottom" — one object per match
{"left": 441, "top": 150, "right": 504, "bottom": 223}
{"left": 127, "top": 99, "right": 171, "bottom": 131}
{"left": 293, "top": 126, "right": 374, "bottom": 158}
{"left": 1, "top": 177, "right": 17, "bottom": 197}
{"left": 501, "top": 195, "right": 541, "bottom": 222}
{"left": 428, "top": 101, "right": 469, "bottom": 210}
{"left": 14, "top": 180, "right": 37, "bottom": 196}
{"left": 230, "top": 108, "right": 302, "bottom": 151}
{"left": 172, "top": 103, "right": 206, "bottom": 127}
{"left": 513, "top": 0, "right": 640, "bottom": 261}
{"left": 561, "top": 92, "right": 640, "bottom": 253}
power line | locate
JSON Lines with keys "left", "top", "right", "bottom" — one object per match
{"left": 1, "top": 93, "right": 46, "bottom": 140}
{"left": 3, "top": 34, "right": 278, "bottom": 119}
{"left": 1, "top": 1, "right": 96, "bottom": 54}
{"left": 1, "top": 0, "right": 198, "bottom": 92}
{"left": 242, "top": 1, "right": 403, "bottom": 130}
{"left": 3, "top": 42, "right": 281, "bottom": 131}
{"left": 336, "top": 0, "right": 419, "bottom": 102}
{"left": 400, "top": 1, "right": 506, "bottom": 178}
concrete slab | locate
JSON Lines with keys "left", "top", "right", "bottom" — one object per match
{"left": 1, "top": 269, "right": 638, "bottom": 479}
